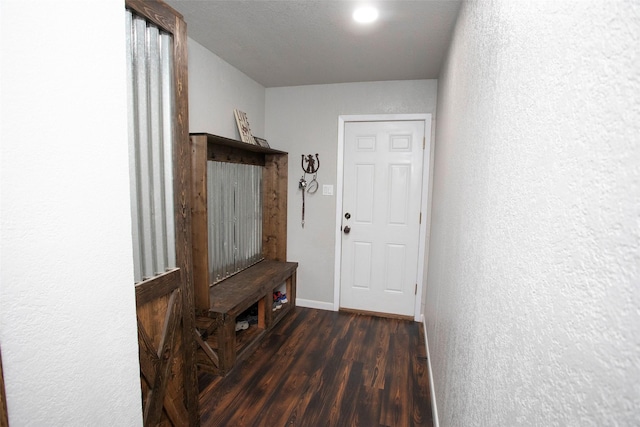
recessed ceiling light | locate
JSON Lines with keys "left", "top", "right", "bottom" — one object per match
{"left": 353, "top": 6, "right": 379, "bottom": 24}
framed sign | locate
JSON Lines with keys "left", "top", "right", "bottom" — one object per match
{"left": 233, "top": 109, "right": 255, "bottom": 144}
{"left": 253, "top": 137, "right": 270, "bottom": 148}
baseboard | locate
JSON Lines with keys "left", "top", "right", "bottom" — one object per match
{"left": 295, "top": 298, "right": 335, "bottom": 311}
{"left": 421, "top": 314, "right": 440, "bottom": 427}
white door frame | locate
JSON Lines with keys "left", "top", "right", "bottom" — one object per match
{"left": 334, "top": 113, "right": 433, "bottom": 321}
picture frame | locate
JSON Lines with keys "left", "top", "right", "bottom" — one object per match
{"left": 233, "top": 109, "right": 256, "bottom": 144}
{"left": 253, "top": 137, "right": 270, "bottom": 148}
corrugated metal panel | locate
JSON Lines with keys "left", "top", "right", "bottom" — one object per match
{"left": 125, "top": 10, "right": 176, "bottom": 283}
{"left": 207, "top": 161, "right": 263, "bottom": 283}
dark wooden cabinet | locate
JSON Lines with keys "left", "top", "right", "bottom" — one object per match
{"left": 190, "top": 133, "right": 297, "bottom": 376}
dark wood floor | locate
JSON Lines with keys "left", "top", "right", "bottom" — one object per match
{"left": 198, "top": 307, "right": 433, "bottom": 427}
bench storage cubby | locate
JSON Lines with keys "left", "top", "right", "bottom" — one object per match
{"left": 195, "top": 260, "right": 297, "bottom": 375}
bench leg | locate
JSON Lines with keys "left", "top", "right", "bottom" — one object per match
{"left": 217, "top": 313, "right": 236, "bottom": 375}
{"left": 261, "top": 293, "right": 271, "bottom": 329}
{"left": 258, "top": 294, "right": 273, "bottom": 329}
{"left": 288, "top": 272, "right": 296, "bottom": 308}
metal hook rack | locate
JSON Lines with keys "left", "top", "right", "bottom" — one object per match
{"left": 299, "top": 153, "right": 320, "bottom": 228}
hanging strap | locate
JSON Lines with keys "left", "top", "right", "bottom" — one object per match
{"left": 299, "top": 176, "right": 307, "bottom": 227}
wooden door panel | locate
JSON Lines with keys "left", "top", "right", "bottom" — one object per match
{"left": 136, "top": 275, "right": 187, "bottom": 427}
{"left": 126, "top": 1, "right": 198, "bottom": 425}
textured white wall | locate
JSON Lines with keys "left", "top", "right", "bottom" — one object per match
{"left": 266, "top": 81, "right": 437, "bottom": 307}
{"left": 188, "top": 38, "right": 266, "bottom": 139}
{"left": 1, "top": 1, "right": 142, "bottom": 426}
{"left": 427, "top": 1, "right": 640, "bottom": 426}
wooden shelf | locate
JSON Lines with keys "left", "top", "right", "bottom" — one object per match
{"left": 190, "top": 133, "right": 287, "bottom": 155}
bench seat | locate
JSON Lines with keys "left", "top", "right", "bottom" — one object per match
{"left": 195, "top": 259, "right": 298, "bottom": 375}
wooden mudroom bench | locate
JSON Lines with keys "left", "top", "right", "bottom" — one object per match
{"left": 195, "top": 260, "right": 297, "bottom": 376}
{"left": 190, "top": 133, "right": 295, "bottom": 376}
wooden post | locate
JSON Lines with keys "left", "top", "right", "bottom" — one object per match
{"left": 190, "top": 135, "right": 210, "bottom": 313}
{"left": 263, "top": 154, "right": 288, "bottom": 261}
{"left": 217, "top": 313, "right": 236, "bottom": 375}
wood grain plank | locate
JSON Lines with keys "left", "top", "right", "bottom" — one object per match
{"left": 323, "top": 361, "right": 364, "bottom": 426}
{"left": 169, "top": 7, "right": 199, "bottom": 424}
{"left": 336, "top": 361, "right": 365, "bottom": 426}
{"left": 289, "top": 270, "right": 297, "bottom": 308}
{"left": 353, "top": 385, "right": 384, "bottom": 427}
{"left": 214, "top": 347, "right": 285, "bottom": 426}
{"left": 236, "top": 310, "right": 336, "bottom": 426}
{"left": 208, "top": 260, "right": 297, "bottom": 313}
{"left": 135, "top": 268, "right": 181, "bottom": 307}
{"left": 263, "top": 154, "right": 288, "bottom": 261}
{"left": 216, "top": 315, "right": 236, "bottom": 374}
{"left": 380, "top": 332, "right": 411, "bottom": 427}
{"left": 252, "top": 371, "right": 310, "bottom": 427}
{"left": 137, "top": 319, "right": 160, "bottom": 387}
{"left": 282, "top": 367, "right": 323, "bottom": 426}
{"left": 342, "top": 313, "right": 372, "bottom": 362}
{"left": 411, "top": 324, "right": 433, "bottom": 427}
{"left": 139, "top": 304, "right": 190, "bottom": 427}
{"left": 198, "top": 321, "right": 295, "bottom": 397}
{"left": 194, "top": 329, "right": 219, "bottom": 368}
{"left": 126, "top": 0, "right": 179, "bottom": 33}
{"left": 191, "top": 133, "right": 286, "bottom": 156}
{"left": 274, "top": 298, "right": 313, "bottom": 336}
{"left": 274, "top": 307, "right": 336, "bottom": 363}
{"left": 363, "top": 316, "right": 390, "bottom": 390}
{"left": 144, "top": 289, "right": 182, "bottom": 427}
{"left": 287, "top": 313, "right": 352, "bottom": 425}
{"left": 208, "top": 143, "right": 265, "bottom": 166}
{"left": 190, "top": 134, "right": 210, "bottom": 313}
{"left": 198, "top": 332, "right": 291, "bottom": 425}
{"left": 312, "top": 360, "right": 354, "bottom": 425}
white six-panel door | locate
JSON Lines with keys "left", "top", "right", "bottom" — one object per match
{"left": 340, "top": 120, "right": 425, "bottom": 317}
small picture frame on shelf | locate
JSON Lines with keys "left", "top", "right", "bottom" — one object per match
{"left": 233, "top": 109, "right": 256, "bottom": 144}
{"left": 253, "top": 137, "right": 270, "bottom": 148}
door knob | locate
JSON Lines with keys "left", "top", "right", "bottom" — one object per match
{"left": 343, "top": 225, "right": 351, "bottom": 234}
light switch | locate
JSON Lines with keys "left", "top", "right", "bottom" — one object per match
{"left": 322, "top": 184, "right": 334, "bottom": 196}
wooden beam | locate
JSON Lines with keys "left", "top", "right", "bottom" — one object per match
{"left": 195, "top": 329, "right": 220, "bottom": 368}
{"left": 144, "top": 290, "right": 182, "bottom": 427}
{"left": 137, "top": 314, "right": 189, "bottom": 427}
{"left": 125, "top": 0, "right": 180, "bottom": 33}
{"left": 209, "top": 143, "right": 265, "bottom": 166}
{"left": 263, "top": 154, "right": 288, "bottom": 261}
{"left": 190, "top": 134, "right": 211, "bottom": 313}
{"left": 135, "top": 268, "right": 181, "bottom": 307}
{"left": 172, "top": 11, "right": 200, "bottom": 425}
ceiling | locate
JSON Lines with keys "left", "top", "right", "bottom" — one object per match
{"left": 164, "top": 0, "right": 462, "bottom": 88}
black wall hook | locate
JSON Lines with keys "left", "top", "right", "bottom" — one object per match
{"left": 301, "top": 154, "right": 320, "bottom": 174}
